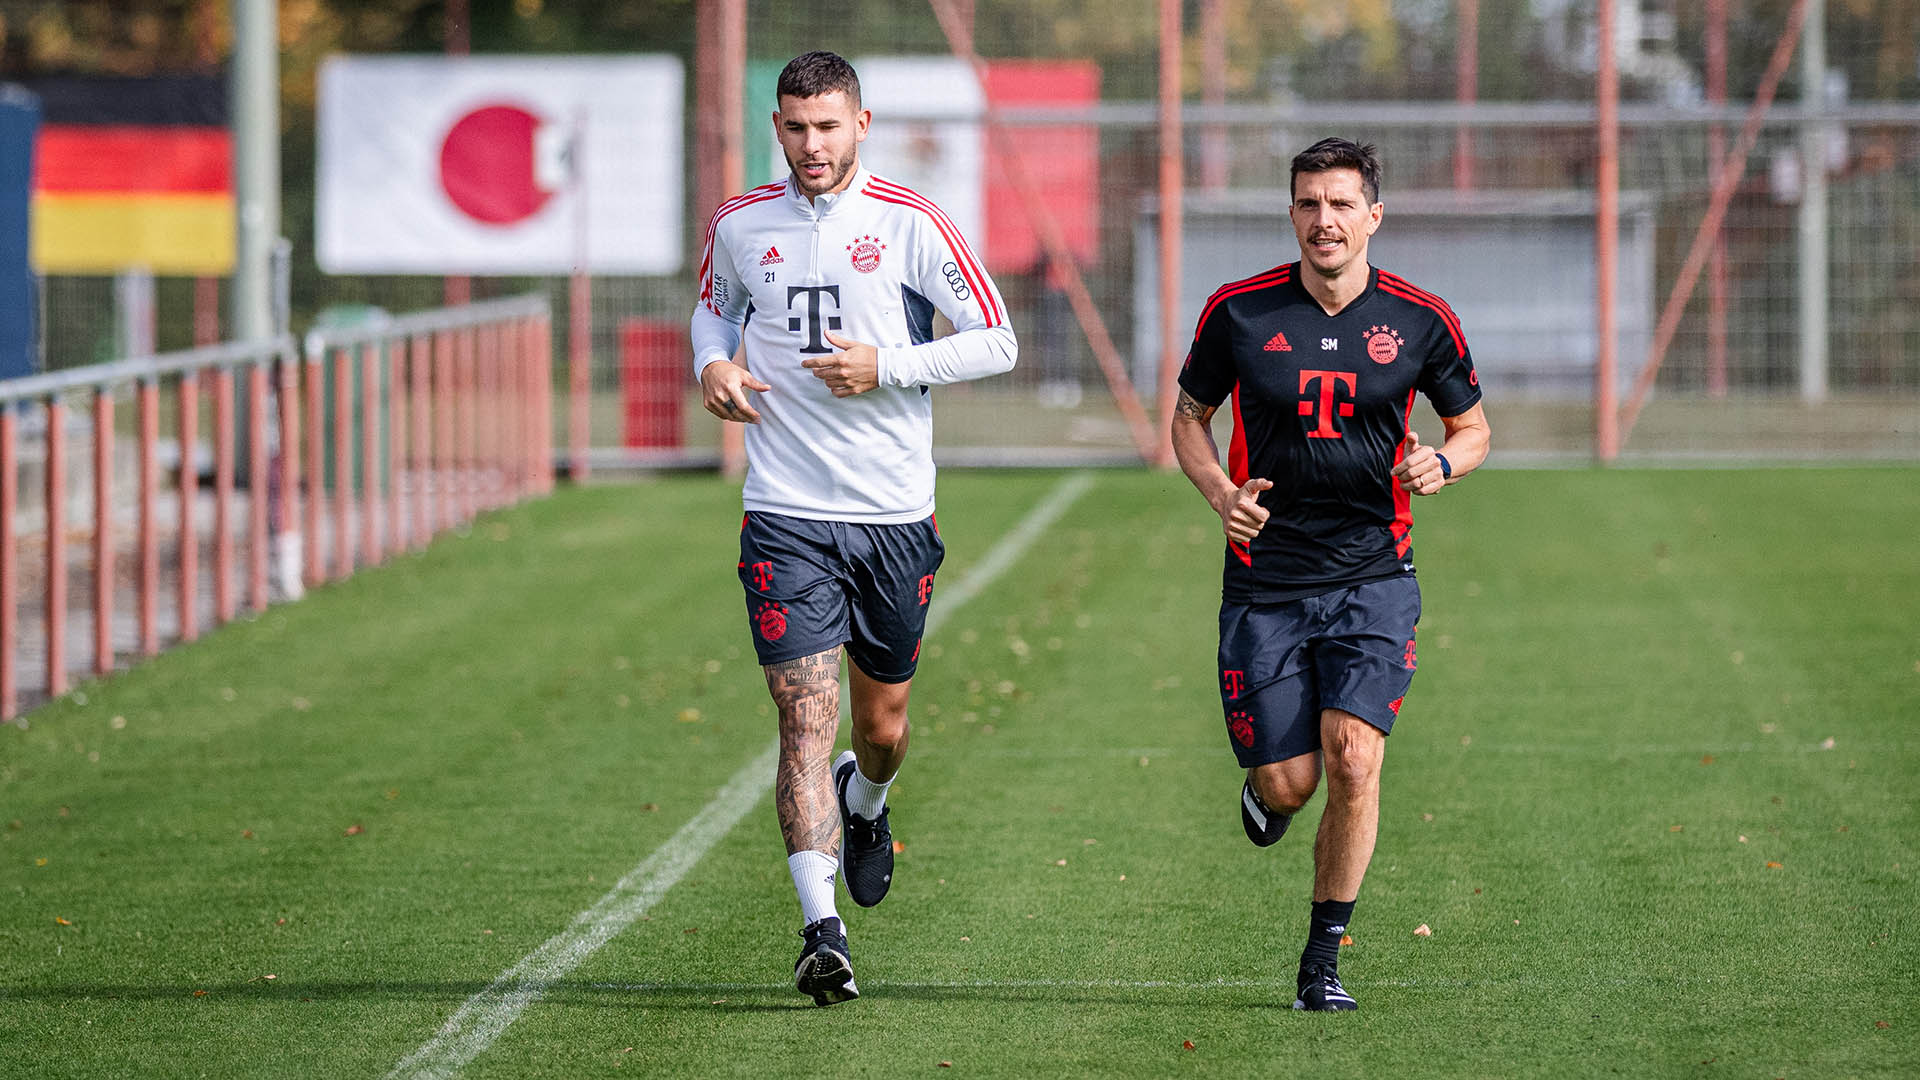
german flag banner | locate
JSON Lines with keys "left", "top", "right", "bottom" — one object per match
{"left": 27, "top": 74, "right": 233, "bottom": 275}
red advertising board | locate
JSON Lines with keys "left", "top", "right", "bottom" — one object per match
{"left": 982, "top": 61, "right": 1100, "bottom": 274}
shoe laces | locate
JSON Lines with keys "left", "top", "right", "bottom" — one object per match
{"left": 845, "top": 808, "right": 887, "bottom": 847}
{"left": 1300, "top": 961, "right": 1343, "bottom": 990}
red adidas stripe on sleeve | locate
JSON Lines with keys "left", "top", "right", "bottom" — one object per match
{"left": 862, "top": 178, "right": 1004, "bottom": 327}
{"left": 1377, "top": 272, "right": 1466, "bottom": 357}
{"left": 697, "top": 182, "right": 786, "bottom": 313}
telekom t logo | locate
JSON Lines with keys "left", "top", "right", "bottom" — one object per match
{"left": 787, "top": 285, "right": 843, "bottom": 354}
{"left": 1222, "top": 670, "right": 1245, "bottom": 699}
{"left": 749, "top": 561, "right": 773, "bottom": 590}
{"left": 917, "top": 574, "right": 936, "bottom": 605}
{"left": 1299, "top": 369, "right": 1357, "bottom": 439}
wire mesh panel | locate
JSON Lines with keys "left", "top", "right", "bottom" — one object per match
{"left": 14, "top": 0, "right": 1920, "bottom": 463}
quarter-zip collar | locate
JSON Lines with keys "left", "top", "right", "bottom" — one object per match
{"left": 787, "top": 164, "right": 871, "bottom": 220}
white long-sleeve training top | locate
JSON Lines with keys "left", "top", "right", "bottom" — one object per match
{"left": 691, "top": 165, "right": 1017, "bottom": 523}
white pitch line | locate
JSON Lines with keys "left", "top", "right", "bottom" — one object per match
{"left": 388, "top": 471, "right": 1097, "bottom": 1080}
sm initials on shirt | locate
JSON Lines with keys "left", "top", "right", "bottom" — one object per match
{"left": 1299, "top": 369, "right": 1358, "bottom": 439}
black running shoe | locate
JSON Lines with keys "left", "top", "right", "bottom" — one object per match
{"left": 1293, "top": 962, "right": 1358, "bottom": 1012}
{"left": 793, "top": 916, "right": 859, "bottom": 1006}
{"left": 834, "top": 750, "right": 894, "bottom": 908}
{"left": 1241, "top": 778, "right": 1292, "bottom": 847}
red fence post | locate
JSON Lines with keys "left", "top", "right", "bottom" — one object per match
{"left": 409, "top": 334, "right": 430, "bottom": 549}
{"left": 360, "top": 342, "right": 379, "bottom": 566}
{"left": 176, "top": 374, "right": 198, "bottom": 644}
{"left": 277, "top": 355, "right": 302, "bottom": 598}
{"left": 539, "top": 314, "right": 555, "bottom": 493}
{"left": 435, "top": 330, "right": 455, "bottom": 533}
{"left": 46, "top": 397, "right": 68, "bottom": 694}
{"left": 387, "top": 340, "right": 404, "bottom": 558}
{"left": 303, "top": 354, "right": 324, "bottom": 588}
{"left": 138, "top": 379, "right": 158, "bottom": 655}
{"left": 247, "top": 362, "right": 269, "bottom": 612}
{"left": 459, "top": 327, "right": 478, "bottom": 524}
{"left": 213, "top": 365, "right": 235, "bottom": 624}
{"left": 92, "top": 388, "right": 114, "bottom": 675}
{"left": 332, "top": 347, "right": 352, "bottom": 580}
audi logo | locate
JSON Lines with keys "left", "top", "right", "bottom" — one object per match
{"left": 942, "top": 261, "right": 972, "bottom": 300}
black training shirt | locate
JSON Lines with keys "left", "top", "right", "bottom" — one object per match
{"left": 1179, "top": 262, "right": 1482, "bottom": 604}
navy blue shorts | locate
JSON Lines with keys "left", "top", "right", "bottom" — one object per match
{"left": 738, "top": 511, "right": 945, "bottom": 683}
{"left": 1217, "top": 576, "right": 1421, "bottom": 768}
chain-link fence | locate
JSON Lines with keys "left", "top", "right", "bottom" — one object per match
{"left": 26, "top": 0, "right": 1920, "bottom": 463}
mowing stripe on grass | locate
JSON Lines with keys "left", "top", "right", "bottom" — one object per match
{"left": 388, "top": 472, "right": 1097, "bottom": 1080}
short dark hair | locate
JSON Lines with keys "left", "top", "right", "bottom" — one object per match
{"left": 777, "top": 51, "right": 861, "bottom": 109}
{"left": 1290, "top": 138, "right": 1381, "bottom": 204}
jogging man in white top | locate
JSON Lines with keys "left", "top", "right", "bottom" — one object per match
{"left": 691, "top": 50, "right": 1017, "bottom": 1006}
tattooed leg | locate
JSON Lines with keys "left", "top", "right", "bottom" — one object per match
{"left": 766, "top": 648, "right": 844, "bottom": 855}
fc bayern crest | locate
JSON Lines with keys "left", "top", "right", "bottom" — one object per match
{"left": 846, "top": 234, "right": 886, "bottom": 274}
{"left": 757, "top": 602, "right": 789, "bottom": 642}
{"left": 1229, "top": 710, "right": 1256, "bottom": 748}
{"left": 1366, "top": 325, "right": 1405, "bottom": 365}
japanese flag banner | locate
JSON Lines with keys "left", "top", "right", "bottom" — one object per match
{"left": 317, "top": 54, "right": 682, "bottom": 275}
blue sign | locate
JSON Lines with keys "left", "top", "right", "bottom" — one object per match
{"left": 0, "top": 84, "right": 38, "bottom": 379}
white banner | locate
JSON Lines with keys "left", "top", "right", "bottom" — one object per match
{"left": 317, "top": 55, "right": 683, "bottom": 274}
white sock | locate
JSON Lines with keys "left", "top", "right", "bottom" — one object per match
{"left": 789, "top": 850, "right": 839, "bottom": 927}
{"left": 845, "top": 763, "right": 893, "bottom": 820}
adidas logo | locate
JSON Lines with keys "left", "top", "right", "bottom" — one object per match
{"left": 1263, "top": 330, "right": 1292, "bottom": 352}
{"left": 759, "top": 246, "right": 784, "bottom": 266}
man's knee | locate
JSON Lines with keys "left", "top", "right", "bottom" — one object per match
{"left": 1321, "top": 711, "right": 1384, "bottom": 792}
{"left": 1251, "top": 759, "right": 1318, "bottom": 814}
{"left": 851, "top": 678, "right": 912, "bottom": 754}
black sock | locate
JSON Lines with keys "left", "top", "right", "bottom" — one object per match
{"left": 1300, "top": 899, "right": 1355, "bottom": 973}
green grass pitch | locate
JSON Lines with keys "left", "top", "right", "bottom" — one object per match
{"left": 2, "top": 467, "right": 1916, "bottom": 1078}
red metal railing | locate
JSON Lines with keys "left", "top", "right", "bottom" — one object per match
{"left": 1, "top": 294, "right": 553, "bottom": 721}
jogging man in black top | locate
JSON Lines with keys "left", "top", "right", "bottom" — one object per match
{"left": 1171, "top": 137, "right": 1491, "bottom": 1012}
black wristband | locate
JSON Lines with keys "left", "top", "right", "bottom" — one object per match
{"left": 1436, "top": 452, "right": 1452, "bottom": 480}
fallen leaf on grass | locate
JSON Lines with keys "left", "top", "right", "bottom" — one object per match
{"left": 939, "top": 1062, "right": 953, "bottom": 1069}
{"left": 1876, "top": 1020, "right": 1892, "bottom": 1029}
{"left": 1182, "top": 1040, "right": 1196, "bottom": 1051}
{"left": 1340, "top": 934, "right": 1354, "bottom": 946}
{"left": 276, "top": 918, "right": 287, "bottom": 926}
{"left": 1054, "top": 859, "right": 1067, "bottom": 866}
{"left": 54, "top": 916, "right": 72, "bottom": 926}
{"left": 1422, "top": 813, "right": 1434, "bottom": 822}
{"left": 242, "top": 829, "right": 254, "bottom": 839}
{"left": 344, "top": 824, "right": 365, "bottom": 837}
{"left": 192, "top": 990, "right": 208, "bottom": 997}
{"left": 1700, "top": 755, "right": 1715, "bottom": 765}
{"left": 710, "top": 999, "right": 727, "bottom": 1005}
{"left": 1765, "top": 861, "right": 1783, "bottom": 869}
{"left": 893, "top": 840, "right": 906, "bottom": 854}
{"left": 1820, "top": 737, "right": 1836, "bottom": 750}
{"left": 641, "top": 803, "right": 658, "bottom": 812}
{"left": 1738, "top": 836, "right": 1749, "bottom": 843}
{"left": 1413, "top": 924, "right": 1432, "bottom": 937}
{"left": 683, "top": 927, "right": 698, "bottom": 934}
{"left": 1670, "top": 825, "right": 1684, "bottom": 833}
